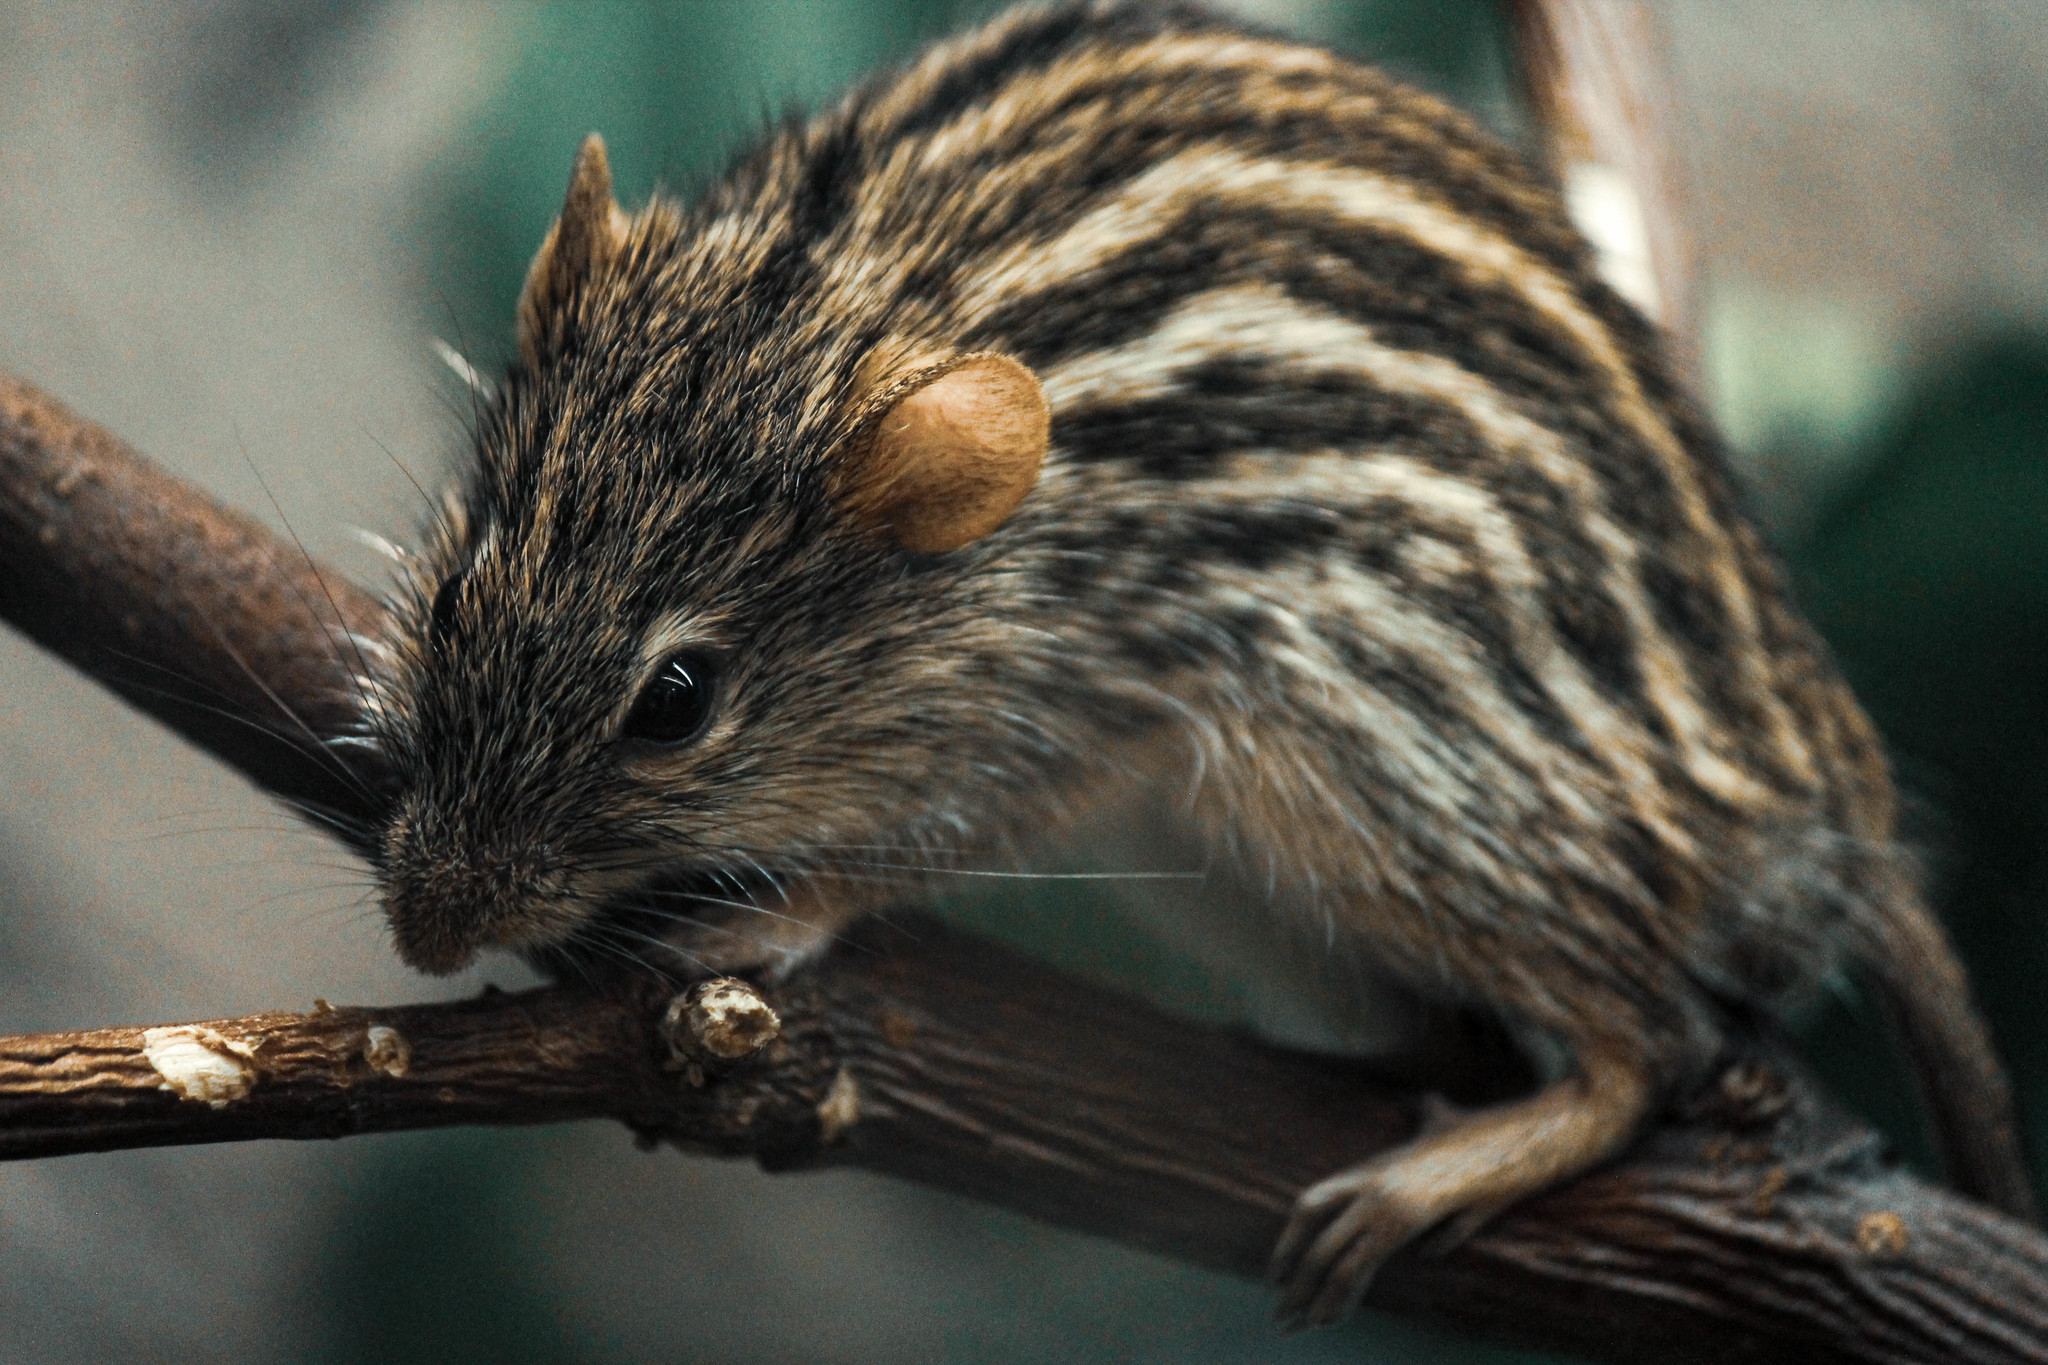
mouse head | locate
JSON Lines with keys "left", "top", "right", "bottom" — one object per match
{"left": 368, "top": 136, "right": 1052, "bottom": 974}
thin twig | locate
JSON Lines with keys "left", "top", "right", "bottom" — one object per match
{"left": 1509, "top": 0, "right": 1699, "bottom": 381}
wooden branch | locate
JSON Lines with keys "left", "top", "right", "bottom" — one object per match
{"left": 7, "top": 364, "right": 2048, "bottom": 1365}
{"left": 0, "top": 374, "right": 389, "bottom": 836}
{"left": 1509, "top": 0, "right": 1700, "bottom": 381}
{"left": 3, "top": 908, "right": 2046, "bottom": 1365}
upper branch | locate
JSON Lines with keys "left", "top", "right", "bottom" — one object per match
{"left": 0, "top": 374, "right": 388, "bottom": 828}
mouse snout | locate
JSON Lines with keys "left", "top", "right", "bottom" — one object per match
{"left": 380, "top": 819, "right": 580, "bottom": 974}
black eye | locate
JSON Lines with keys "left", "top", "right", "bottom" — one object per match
{"left": 622, "top": 652, "right": 720, "bottom": 745}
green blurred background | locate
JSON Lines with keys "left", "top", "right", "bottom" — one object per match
{"left": 5, "top": 2, "right": 2047, "bottom": 1362}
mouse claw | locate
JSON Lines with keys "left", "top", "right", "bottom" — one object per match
{"left": 1269, "top": 1161, "right": 1429, "bottom": 1330}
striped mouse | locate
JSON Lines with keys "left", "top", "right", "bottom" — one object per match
{"left": 357, "top": 0, "right": 2035, "bottom": 1326}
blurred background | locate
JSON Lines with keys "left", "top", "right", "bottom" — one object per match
{"left": 3, "top": 2, "right": 2046, "bottom": 1361}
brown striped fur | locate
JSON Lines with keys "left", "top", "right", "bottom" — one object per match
{"left": 357, "top": 0, "right": 2033, "bottom": 1324}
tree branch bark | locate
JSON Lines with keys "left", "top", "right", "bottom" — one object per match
{"left": 0, "top": 374, "right": 389, "bottom": 836}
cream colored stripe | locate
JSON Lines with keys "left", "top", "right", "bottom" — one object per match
{"left": 1042, "top": 282, "right": 1765, "bottom": 812}
{"left": 1171, "top": 451, "right": 1694, "bottom": 847}
{"left": 812, "top": 31, "right": 1355, "bottom": 332}
{"left": 1127, "top": 463, "right": 1676, "bottom": 900}
{"left": 871, "top": 19, "right": 1556, "bottom": 265}
{"left": 965, "top": 148, "right": 1812, "bottom": 790}
{"left": 906, "top": 32, "right": 1342, "bottom": 172}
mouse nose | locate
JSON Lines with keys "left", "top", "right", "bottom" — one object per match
{"left": 380, "top": 824, "right": 575, "bottom": 974}
{"left": 388, "top": 901, "right": 483, "bottom": 975}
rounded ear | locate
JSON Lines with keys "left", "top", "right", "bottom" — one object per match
{"left": 837, "top": 352, "right": 1050, "bottom": 553}
{"left": 517, "top": 133, "right": 630, "bottom": 363}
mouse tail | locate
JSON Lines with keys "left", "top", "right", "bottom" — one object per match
{"left": 1853, "top": 886, "right": 2037, "bottom": 1224}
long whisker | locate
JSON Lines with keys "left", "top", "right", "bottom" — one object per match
{"left": 120, "top": 596, "right": 387, "bottom": 813}
{"left": 630, "top": 891, "right": 870, "bottom": 954}
{"left": 236, "top": 444, "right": 380, "bottom": 719}
{"left": 611, "top": 905, "right": 745, "bottom": 941}
{"left": 102, "top": 656, "right": 380, "bottom": 808}
{"left": 105, "top": 635, "right": 381, "bottom": 795}
{"left": 271, "top": 793, "right": 379, "bottom": 846}
{"left": 595, "top": 924, "right": 705, "bottom": 981}
{"left": 585, "top": 844, "right": 1203, "bottom": 886}
{"left": 436, "top": 294, "right": 494, "bottom": 478}
{"left": 358, "top": 425, "right": 435, "bottom": 520}
{"left": 828, "top": 864, "right": 1205, "bottom": 882}
{"left": 573, "top": 921, "right": 696, "bottom": 984}
{"left": 432, "top": 338, "right": 489, "bottom": 396}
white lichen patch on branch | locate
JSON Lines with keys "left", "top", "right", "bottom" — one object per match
{"left": 140, "top": 1026, "right": 258, "bottom": 1109}
{"left": 363, "top": 1025, "right": 412, "bottom": 1078}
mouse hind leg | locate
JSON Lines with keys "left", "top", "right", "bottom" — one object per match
{"left": 1269, "top": 1034, "right": 1653, "bottom": 1328}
